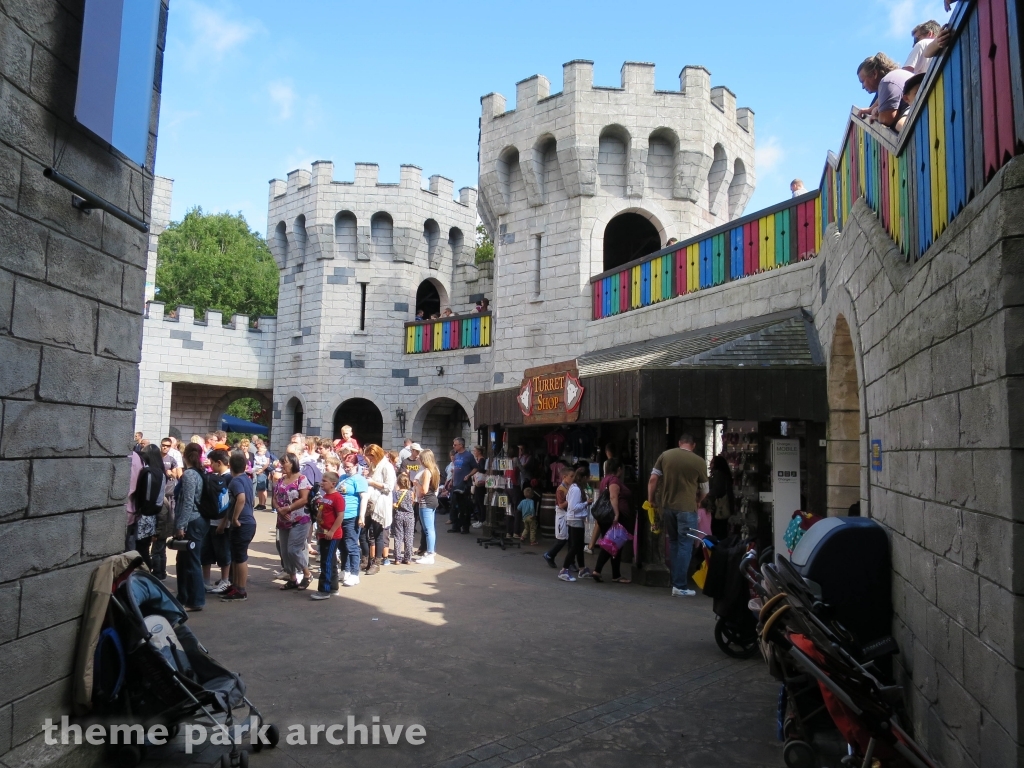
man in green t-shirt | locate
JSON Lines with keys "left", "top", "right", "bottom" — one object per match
{"left": 647, "top": 434, "right": 709, "bottom": 597}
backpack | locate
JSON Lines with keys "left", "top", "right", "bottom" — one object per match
{"left": 198, "top": 472, "right": 231, "bottom": 520}
{"left": 133, "top": 466, "right": 164, "bottom": 517}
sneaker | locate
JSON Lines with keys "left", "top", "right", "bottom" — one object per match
{"left": 577, "top": 567, "right": 593, "bottom": 579}
{"left": 255, "top": 504, "right": 266, "bottom": 511}
{"left": 583, "top": 545, "right": 594, "bottom": 554}
{"left": 416, "top": 554, "right": 435, "bottom": 565}
{"left": 557, "top": 568, "right": 577, "bottom": 583}
{"left": 345, "top": 574, "right": 360, "bottom": 587}
{"left": 543, "top": 552, "right": 558, "bottom": 569}
{"left": 672, "top": 587, "right": 697, "bottom": 597}
{"left": 207, "top": 579, "right": 231, "bottom": 594}
{"left": 471, "top": 521, "right": 483, "bottom": 529}
{"left": 446, "top": 528, "right": 460, "bottom": 533}
{"left": 310, "top": 592, "right": 331, "bottom": 601}
{"left": 221, "top": 588, "right": 247, "bottom": 602}
{"left": 272, "top": 570, "right": 288, "bottom": 580}
{"left": 381, "top": 557, "right": 391, "bottom": 566}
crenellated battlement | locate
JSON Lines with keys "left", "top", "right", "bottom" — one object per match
{"left": 482, "top": 61, "right": 752, "bottom": 134}
{"left": 145, "top": 301, "right": 277, "bottom": 336}
{"left": 269, "top": 161, "right": 477, "bottom": 208}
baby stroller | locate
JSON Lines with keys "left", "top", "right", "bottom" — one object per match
{"left": 83, "top": 555, "right": 279, "bottom": 767}
{"left": 696, "top": 532, "right": 760, "bottom": 658}
{"left": 754, "top": 555, "right": 934, "bottom": 768}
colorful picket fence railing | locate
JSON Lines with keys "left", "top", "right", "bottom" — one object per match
{"left": 591, "top": 0, "right": 1022, "bottom": 321}
{"left": 404, "top": 312, "right": 491, "bottom": 354}
{"left": 591, "top": 195, "right": 824, "bottom": 320}
{"left": 823, "top": 0, "right": 1022, "bottom": 259}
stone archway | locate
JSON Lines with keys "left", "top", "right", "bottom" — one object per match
{"left": 411, "top": 396, "right": 472, "bottom": 461}
{"left": 209, "top": 389, "right": 272, "bottom": 432}
{"left": 827, "top": 314, "right": 861, "bottom": 516}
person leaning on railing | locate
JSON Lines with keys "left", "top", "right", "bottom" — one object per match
{"left": 855, "top": 53, "right": 913, "bottom": 129}
{"left": 894, "top": 73, "right": 926, "bottom": 133}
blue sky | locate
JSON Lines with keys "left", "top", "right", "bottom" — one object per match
{"left": 154, "top": 0, "right": 951, "bottom": 236}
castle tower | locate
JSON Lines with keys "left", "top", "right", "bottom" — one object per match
{"left": 265, "top": 162, "right": 487, "bottom": 451}
{"left": 477, "top": 61, "right": 756, "bottom": 385}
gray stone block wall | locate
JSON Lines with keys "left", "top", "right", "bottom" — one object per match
{"left": 0, "top": 0, "right": 168, "bottom": 762}
{"left": 811, "top": 158, "right": 1024, "bottom": 768}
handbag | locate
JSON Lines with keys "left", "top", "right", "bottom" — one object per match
{"left": 596, "top": 522, "right": 633, "bottom": 557}
{"left": 590, "top": 489, "right": 615, "bottom": 527}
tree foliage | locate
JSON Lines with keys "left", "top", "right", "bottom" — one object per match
{"left": 475, "top": 223, "right": 494, "bottom": 264}
{"left": 156, "top": 207, "right": 279, "bottom": 320}
{"left": 225, "top": 397, "right": 268, "bottom": 425}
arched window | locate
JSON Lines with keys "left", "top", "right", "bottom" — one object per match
{"left": 335, "top": 211, "right": 357, "bottom": 259}
{"left": 294, "top": 215, "right": 307, "bottom": 261}
{"left": 598, "top": 125, "right": 630, "bottom": 196}
{"left": 603, "top": 213, "right": 660, "bottom": 272}
{"left": 423, "top": 219, "right": 440, "bottom": 267}
{"left": 448, "top": 227, "right": 464, "bottom": 264}
{"left": 274, "top": 221, "right": 288, "bottom": 266}
{"left": 728, "top": 159, "right": 749, "bottom": 218}
{"left": 533, "top": 135, "right": 562, "bottom": 203}
{"left": 414, "top": 279, "right": 448, "bottom": 318}
{"left": 285, "top": 397, "right": 304, "bottom": 436}
{"left": 647, "top": 128, "right": 677, "bottom": 197}
{"left": 707, "top": 144, "right": 729, "bottom": 216}
{"left": 371, "top": 212, "right": 394, "bottom": 258}
{"left": 496, "top": 146, "right": 520, "bottom": 207}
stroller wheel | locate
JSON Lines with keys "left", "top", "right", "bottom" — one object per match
{"left": 221, "top": 754, "right": 232, "bottom": 768}
{"left": 238, "top": 749, "right": 249, "bottom": 768}
{"left": 265, "top": 723, "right": 280, "bottom": 747}
{"left": 111, "top": 744, "right": 143, "bottom": 768}
{"left": 782, "top": 739, "right": 818, "bottom": 768}
{"left": 714, "top": 617, "right": 759, "bottom": 659}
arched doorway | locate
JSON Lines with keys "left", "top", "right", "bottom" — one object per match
{"left": 283, "top": 397, "right": 304, "bottom": 437}
{"left": 333, "top": 398, "right": 384, "bottom": 448}
{"left": 413, "top": 398, "right": 470, "bottom": 460}
{"left": 415, "top": 279, "right": 448, "bottom": 317}
{"left": 827, "top": 315, "right": 861, "bottom": 517}
{"left": 603, "top": 212, "right": 661, "bottom": 272}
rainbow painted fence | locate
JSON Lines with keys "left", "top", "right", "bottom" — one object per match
{"left": 404, "top": 312, "right": 492, "bottom": 354}
{"left": 592, "top": 0, "right": 1023, "bottom": 321}
{"left": 591, "top": 195, "right": 824, "bottom": 320}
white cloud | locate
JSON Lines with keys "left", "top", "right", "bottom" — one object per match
{"left": 884, "top": 0, "right": 950, "bottom": 40}
{"left": 269, "top": 80, "right": 297, "bottom": 121}
{"left": 755, "top": 136, "right": 784, "bottom": 174}
{"left": 177, "top": 1, "right": 261, "bottom": 62}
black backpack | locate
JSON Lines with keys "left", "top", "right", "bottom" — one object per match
{"left": 198, "top": 472, "right": 231, "bottom": 520}
{"left": 133, "top": 466, "right": 163, "bottom": 517}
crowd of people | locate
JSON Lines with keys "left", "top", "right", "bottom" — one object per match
{"left": 125, "top": 423, "right": 718, "bottom": 607}
{"left": 125, "top": 429, "right": 484, "bottom": 608}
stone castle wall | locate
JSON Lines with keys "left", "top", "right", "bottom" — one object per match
{"left": 477, "top": 61, "right": 756, "bottom": 388}
{"left": 0, "top": 0, "right": 168, "bottom": 764}
{"left": 810, "top": 159, "right": 1024, "bottom": 767}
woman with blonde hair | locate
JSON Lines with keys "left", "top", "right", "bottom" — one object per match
{"left": 362, "top": 444, "right": 396, "bottom": 574}
{"left": 414, "top": 449, "right": 441, "bottom": 564}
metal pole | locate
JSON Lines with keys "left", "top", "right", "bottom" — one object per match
{"left": 43, "top": 167, "right": 150, "bottom": 233}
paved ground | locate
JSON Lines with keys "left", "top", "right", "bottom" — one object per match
{"left": 147, "top": 510, "right": 784, "bottom": 767}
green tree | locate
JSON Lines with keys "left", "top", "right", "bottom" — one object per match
{"left": 475, "top": 223, "right": 494, "bottom": 264}
{"left": 155, "top": 207, "right": 278, "bottom": 320}
{"left": 225, "top": 397, "right": 268, "bottom": 425}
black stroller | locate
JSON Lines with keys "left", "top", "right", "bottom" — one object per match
{"left": 697, "top": 533, "right": 761, "bottom": 658}
{"left": 91, "top": 559, "right": 279, "bottom": 767}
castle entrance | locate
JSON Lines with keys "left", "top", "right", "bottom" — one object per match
{"left": 333, "top": 398, "right": 384, "bottom": 448}
{"left": 413, "top": 398, "right": 471, "bottom": 461}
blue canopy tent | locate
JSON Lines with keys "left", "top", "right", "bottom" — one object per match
{"left": 220, "top": 414, "right": 269, "bottom": 436}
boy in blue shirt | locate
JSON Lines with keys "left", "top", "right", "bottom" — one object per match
{"left": 518, "top": 486, "right": 539, "bottom": 545}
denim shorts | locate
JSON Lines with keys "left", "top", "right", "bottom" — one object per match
{"left": 201, "top": 526, "right": 231, "bottom": 567}
{"left": 229, "top": 522, "right": 257, "bottom": 563}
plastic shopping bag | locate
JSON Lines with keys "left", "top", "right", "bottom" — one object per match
{"left": 596, "top": 522, "right": 633, "bottom": 557}
{"left": 692, "top": 559, "right": 709, "bottom": 590}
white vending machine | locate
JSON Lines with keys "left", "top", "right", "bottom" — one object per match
{"left": 771, "top": 438, "right": 802, "bottom": 559}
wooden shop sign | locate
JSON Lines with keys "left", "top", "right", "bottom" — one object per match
{"left": 516, "top": 361, "right": 585, "bottom": 424}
